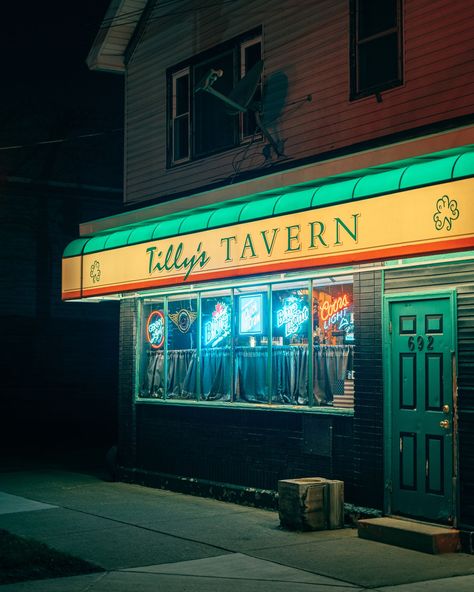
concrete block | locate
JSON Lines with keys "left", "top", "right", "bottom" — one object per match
{"left": 357, "top": 517, "right": 461, "bottom": 554}
{"left": 278, "top": 478, "right": 344, "bottom": 531}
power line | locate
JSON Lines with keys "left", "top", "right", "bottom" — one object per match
{"left": 0, "top": 128, "right": 123, "bottom": 152}
{"left": 99, "top": 0, "right": 239, "bottom": 30}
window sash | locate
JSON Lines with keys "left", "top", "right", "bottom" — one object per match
{"left": 171, "top": 68, "right": 190, "bottom": 163}
{"left": 138, "top": 274, "right": 355, "bottom": 409}
{"left": 351, "top": 0, "right": 402, "bottom": 98}
{"left": 168, "top": 32, "right": 262, "bottom": 164}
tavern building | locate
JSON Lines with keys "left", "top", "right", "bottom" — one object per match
{"left": 62, "top": 0, "right": 474, "bottom": 545}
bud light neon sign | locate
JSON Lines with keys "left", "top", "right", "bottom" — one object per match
{"left": 276, "top": 296, "right": 309, "bottom": 337}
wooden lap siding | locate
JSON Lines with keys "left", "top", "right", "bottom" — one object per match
{"left": 124, "top": 0, "right": 474, "bottom": 205}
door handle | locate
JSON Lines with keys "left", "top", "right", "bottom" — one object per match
{"left": 439, "top": 419, "right": 450, "bottom": 429}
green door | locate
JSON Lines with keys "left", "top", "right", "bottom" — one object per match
{"left": 387, "top": 295, "right": 455, "bottom": 523}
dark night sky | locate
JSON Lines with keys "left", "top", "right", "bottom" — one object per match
{"left": 0, "top": 1, "right": 124, "bottom": 188}
{"left": 1, "top": 1, "right": 112, "bottom": 82}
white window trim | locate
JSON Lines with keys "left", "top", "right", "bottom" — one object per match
{"left": 171, "top": 67, "right": 190, "bottom": 164}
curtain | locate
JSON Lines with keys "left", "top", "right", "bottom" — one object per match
{"left": 272, "top": 345, "right": 309, "bottom": 405}
{"left": 140, "top": 350, "right": 165, "bottom": 398}
{"left": 201, "top": 347, "right": 231, "bottom": 401}
{"left": 313, "top": 345, "right": 353, "bottom": 405}
{"left": 234, "top": 346, "right": 269, "bottom": 403}
{"left": 167, "top": 349, "right": 197, "bottom": 399}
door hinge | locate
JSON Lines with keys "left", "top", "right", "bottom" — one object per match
{"left": 389, "top": 321, "right": 392, "bottom": 334}
{"left": 385, "top": 479, "right": 393, "bottom": 492}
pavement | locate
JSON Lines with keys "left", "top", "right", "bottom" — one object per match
{"left": 1, "top": 456, "right": 474, "bottom": 591}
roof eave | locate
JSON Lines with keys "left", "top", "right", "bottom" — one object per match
{"left": 87, "top": 0, "right": 147, "bottom": 74}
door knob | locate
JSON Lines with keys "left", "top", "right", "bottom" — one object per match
{"left": 439, "top": 419, "right": 450, "bottom": 429}
{"left": 442, "top": 404, "right": 450, "bottom": 414}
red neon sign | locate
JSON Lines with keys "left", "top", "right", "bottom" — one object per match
{"left": 319, "top": 294, "right": 350, "bottom": 321}
{"left": 146, "top": 310, "right": 165, "bottom": 349}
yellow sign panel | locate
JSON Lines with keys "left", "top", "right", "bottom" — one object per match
{"left": 62, "top": 179, "right": 474, "bottom": 299}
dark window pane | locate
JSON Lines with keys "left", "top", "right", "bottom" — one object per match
{"left": 175, "top": 74, "right": 189, "bottom": 116}
{"left": 358, "top": 32, "right": 399, "bottom": 91}
{"left": 194, "top": 51, "right": 236, "bottom": 156}
{"left": 244, "top": 42, "right": 261, "bottom": 71}
{"left": 173, "top": 115, "right": 189, "bottom": 161}
{"left": 139, "top": 301, "right": 165, "bottom": 399}
{"left": 358, "top": 0, "right": 397, "bottom": 39}
{"left": 167, "top": 297, "right": 198, "bottom": 399}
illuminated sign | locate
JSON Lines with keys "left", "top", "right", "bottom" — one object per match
{"left": 62, "top": 178, "right": 474, "bottom": 300}
{"left": 319, "top": 293, "right": 353, "bottom": 337}
{"left": 320, "top": 294, "right": 349, "bottom": 321}
{"left": 239, "top": 294, "right": 263, "bottom": 334}
{"left": 146, "top": 310, "right": 165, "bottom": 349}
{"left": 204, "top": 301, "right": 231, "bottom": 347}
{"left": 169, "top": 309, "right": 197, "bottom": 334}
{"left": 276, "top": 297, "right": 309, "bottom": 337}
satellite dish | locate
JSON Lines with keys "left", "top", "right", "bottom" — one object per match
{"left": 194, "top": 60, "right": 284, "bottom": 157}
{"left": 227, "top": 60, "right": 264, "bottom": 114}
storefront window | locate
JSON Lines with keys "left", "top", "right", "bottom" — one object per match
{"left": 234, "top": 286, "right": 270, "bottom": 403}
{"left": 201, "top": 291, "right": 232, "bottom": 401}
{"left": 167, "top": 296, "right": 198, "bottom": 399}
{"left": 137, "top": 274, "right": 355, "bottom": 410}
{"left": 312, "top": 279, "right": 354, "bottom": 407}
{"left": 140, "top": 300, "right": 166, "bottom": 399}
{"left": 271, "top": 282, "right": 310, "bottom": 405}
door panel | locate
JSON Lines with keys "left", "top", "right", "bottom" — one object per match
{"left": 389, "top": 296, "right": 454, "bottom": 523}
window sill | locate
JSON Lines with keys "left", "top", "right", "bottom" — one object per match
{"left": 135, "top": 397, "right": 354, "bottom": 416}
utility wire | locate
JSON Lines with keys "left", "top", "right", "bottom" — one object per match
{"left": 99, "top": 0, "right": 239, "bottom": 30}
{"left": 0, "top": 128, "right": 123, "bottom": 152}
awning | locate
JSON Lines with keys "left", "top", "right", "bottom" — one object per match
{"left": 62, "top": 149, "right": 474, "bottom": 300}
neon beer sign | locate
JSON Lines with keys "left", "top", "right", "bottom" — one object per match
{"left": 319, "top": 293, "right": 352, "bottom": 333}
{"left": 320, "top": 294, "right": 349, "bottom": 321}
{"left": 204, "top": 301, "right": 230, "bottom": 347}
{"left": 276, "top": 296, "right": 309, "bottom": 337}
{"left": 146, "top": 310, "right": 165, "bottom": 349}
{"left": 240, "top": 294, "right": 263, "bottom": 334}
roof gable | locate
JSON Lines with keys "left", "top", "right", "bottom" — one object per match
{"left": 87, "top": 0, "right": 148, "bottom": 73}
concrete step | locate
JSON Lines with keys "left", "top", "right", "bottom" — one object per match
{"left": 357, "top": 517, "right": 460, "bottom": 554}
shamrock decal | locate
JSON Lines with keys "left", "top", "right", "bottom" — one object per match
{"left": 433, "top": 195, "right": 459, "bottom": 231}
{"left": 90, "top": 260, "right": 101, "bottom": 283}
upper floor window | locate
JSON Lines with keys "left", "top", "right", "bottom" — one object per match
{"left": 168, "top": 31, "right": 262, "bottom": 166}
{"left": 350, "top": 0, "right": 403, "bottom": 99}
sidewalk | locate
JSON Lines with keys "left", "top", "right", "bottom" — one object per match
{"left": 1, "top": 463, "right": 474, "bottom": 591}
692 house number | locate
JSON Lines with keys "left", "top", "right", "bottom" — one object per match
{"left": 408, "top": 335, "right": 434, "bottom": 351}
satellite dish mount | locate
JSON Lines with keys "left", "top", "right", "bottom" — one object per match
{"left": 195, "top": 60, "right": 284, "bottom": 158}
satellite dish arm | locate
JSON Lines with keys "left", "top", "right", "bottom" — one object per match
{"left": 254, "top": 110, "right": 284, "bottom": 157}
{"left": 199, "top": 86, "right": 247, "bottom": 113}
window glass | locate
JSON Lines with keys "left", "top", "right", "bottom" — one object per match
{"left": 234, "top": 286, "right": 270, "bottom": 403}
{"left": 201, "top": 291, "right": 232, "bottom": 401}
{"left": 169, "top": 31, "right": 261, "bottom": 164}
{"left": 137, "top": 273, "right": 355, "bottom": 410}
{"left": 139, "top": 300, "right": 165, "bottom": 399}
{"left": 312, "top": 278, "right": 354, "bottom": 407}
{"left": 358, "top": 33, "right": 399, "bottom": 90}
{"left": 351, "top": 0, "right": 401, "bottom": 98}
{"left": 194, "top": 51, "right": 236, "bottom": 156}
{"left": 272, "top": 282, "right": 309, "bottom": 405}
{"left": 357, "top": 0, "right": 397, "bottom": 38}
{"left": 167, "top": 296, "right": 198, "bottom": 399}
